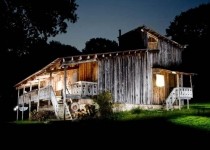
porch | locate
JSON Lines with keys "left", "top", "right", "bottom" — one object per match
{"left": 152, "top": 68, "right": 195, "bottom": 110}
{"left": 17, "top": 81, "right": 98, "bottom": 120}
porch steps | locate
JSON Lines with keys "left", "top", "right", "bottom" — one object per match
{"left": 166, "top": 87, "right": 193, "bottom": 110}
{"left": 49, "top": 86, "right": 72, "bottom": 120}
{"left": 57, "top": 103, "right": 72, "bottom": 120}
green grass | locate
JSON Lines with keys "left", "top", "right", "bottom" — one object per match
{"left": 114, "top": 103, "right": 210, "bottom": 131}
{"left": 11, "top": 103, "right": 210, "bottom": 131}
{"left": 13, "top": 120, "right": 48, "bottom": 125}
{"left": 170, "top": 116, "right": 210, "bottom": 131}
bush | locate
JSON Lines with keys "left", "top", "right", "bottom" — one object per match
{"left": 31, "top": 110, "right": 56, "bottom": 121}
{"left": 94, "top": 91, "right": 113, "bottom": 119}
{"left": 131, "top": 108, "right": 141, "bottom": 114}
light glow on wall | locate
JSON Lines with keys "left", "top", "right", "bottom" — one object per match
{"left": 156, "top": 74, "right": 165, "bottom": 87}
{"left": 57, "top": 80, "right": 63, "bottom": 90}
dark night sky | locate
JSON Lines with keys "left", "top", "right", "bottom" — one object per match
{"left": 49, "top": 0, "right": 210, "bottom": 50}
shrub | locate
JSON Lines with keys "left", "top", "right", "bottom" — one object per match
{"left": 94, "top": 91, "right": 113, "bottom": 119}
{"left": 131, "top": 108, "right": 141, "bottom": 114}
{"left": 31, "top": 110, "right": 56, "bottom": 121}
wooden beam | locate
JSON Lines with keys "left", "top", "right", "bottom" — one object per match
{"left": 37, "top": 79, "right": 40, "bottom": 112}
{"left": 190, "top": 75, "right": 193, "bottom": 100}
{"left": 29, "top": 83, "right": 32, "bottom": 120}
{"left": 63, "top": 66, "right": 67, "bottom": 120}
{"left": 48, "top": 72, "right": 52, "bottom": 106}
{"left": 190, "top": 75, "right": 193, "bottom": 89}
{"left": 16, "top": 89, "right": 19, "bottom": 121}
{"left": 177, "top": 74, "right": 181, "bottom": 110}
{"left": 22, "top": 86, "right": 25, "bottom": 120}
{"left": 180, "top": 74, "right": 183, "bottom": 87}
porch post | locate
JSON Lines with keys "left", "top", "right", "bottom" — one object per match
{"left": 189, "top": 75, "right": 193, "bottom": 109}
{"left": 190, "top": 75, "right": 193, "bottom": 92}
{"left": 22, "top": 85, "right": 25, "bottom": 120}
{"left": 48, "top": 72, "right": 52, "bottom": 106}
{"left": 190, "top": 75, "right": 192, "bottom": 86}
{"left": 177, "top": 74, "right": 181, "bottom": 110}
{"left": 29, "top": 83, "right": 32, "bottom": 120}
{"left": 37, "top": 79, "right": 40, "bottom": 112}
{"left": 181, "top": 74, "right": 184, "bottom": 105}
{"left": 180, "top": 74, "right": 183, "bottom": 87}
{"left": 16, "top": 88, "right": 20, "bottom": 121}
{"left": 63, "top": 66, "right": 67, "bottom": 120}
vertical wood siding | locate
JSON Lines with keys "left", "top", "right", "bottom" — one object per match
{"left": 152, "top": 39, "right": 182, "bottom": 67}
{"left": 78, "top": 62, "right": 98, "bottom": 81}
{"left": 98, "top": 53, "right": 153, "bottom": 104}
{"left": 152, "top": 69, "right": 177, "bottom": 104}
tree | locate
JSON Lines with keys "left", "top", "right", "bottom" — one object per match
{"left": 166, "top": 3, "right": 210, "bottom": 100}
{"left": 166, "top": 3, "right": 210, "bottom": 46}
{"left": 0, "top": 0, "right": 78, "bottom": 56}
{"left": 82, "top": 38, "right": 119, "bottom": 54}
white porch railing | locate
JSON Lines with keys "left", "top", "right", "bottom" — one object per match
{"left": 178, "top": 87, "right": 193, "bottom": 99}
{"left": 49, "top": 86, "right": 59, "bottom": 118}
{"left": 19, "top": 81, "right": 98, "bottom": 104}
{"left": 19, "top": 86, "right": 51, "bottom": 104}
{"left": 166, "top": 87, "right": 193, "bottom": 110}
{"left": 69, "top": 81, "right": 98, "bottom": 96}
{"left": 18, "top": 85, "right": 72, "bottom": 119}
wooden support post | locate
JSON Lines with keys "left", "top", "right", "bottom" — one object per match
{"left": 29, "top": 84, "right": 32, "bottom": 120}
{"left": 63, "top": 66, "right": 67, "bottom": 120}
{"left": 22, "top": 86, "right": 25, "bottom": 120}
{"left": 16, "top": 88, "right": 20, "bottom": 121}
{"left": 190, "top": 75, "right": 192, "bottom": 88}
{"left": 48, "top": 72, "right": 52, "bottom": 106}
{"left": 177, "top": 74, "right": 181, "bottom": 110}
{"left": 190, "top": 75, "right": 193, "bottom": 95}
{"left": 180, "top": 74, "right": 183, "bottom": 87}
{"left": 37, "top": 79, "right": 40, "bottom": 112}
{"left": 187, "top": 99, "right": 189, "bottom": 109}
{"left": 189, "top": 75, "right": 193, "bottom": 109}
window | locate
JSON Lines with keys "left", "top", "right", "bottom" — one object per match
{"left": 148, "top": 34, "right": 158, "bottom": 49}
{"left": 156, "top": 74, "right": 165, "bottom": 87}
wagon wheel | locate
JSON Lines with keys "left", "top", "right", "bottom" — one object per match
{"left": 71, "top": 102, "right": 79, "bottom": 112}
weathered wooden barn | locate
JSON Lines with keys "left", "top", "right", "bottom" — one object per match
{"left": 15, "top": 26, "right": 194, "bottom": 120}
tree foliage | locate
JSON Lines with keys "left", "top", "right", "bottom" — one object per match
{"left": 82, "top": 38, "right": 119, "bottom": 54}
{"left": 166, "top": 3, "right": 210, "bottom": 46}
{"left": 166, "top": 3, "right": 210, "bottom": 71}
{"left": 0, "top": 0, "right": 78, "bottom": 55}
{"left": 166, "top": 3, "right": 210, "bottom": 100}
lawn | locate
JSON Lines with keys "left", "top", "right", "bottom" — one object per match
{"left": 114, "top": 102, "right": 210, "bottom": 131}
{"left": 4, "top": 102, "right": 210, "bottom": 146}
{"left": 11, "top": 102, "right": 210, "bottom": 132}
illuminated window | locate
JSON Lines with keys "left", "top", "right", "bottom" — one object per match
{"left": 156, "top": 74, "right": 165, "bottom": 87}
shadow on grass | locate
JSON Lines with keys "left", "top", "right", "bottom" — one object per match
{"left": 1, "top": 117, "right": 209, "bottom": 147}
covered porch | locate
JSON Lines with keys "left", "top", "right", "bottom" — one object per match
{"left": 15, "top": 55, "right": 99, "bottom": 121}
{"left": 152, "top": 68, "right": 195, "bottom": 110}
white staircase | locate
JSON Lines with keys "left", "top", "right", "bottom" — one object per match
{"left": 49, "top": 86, "right": 72, "bottom": 120}
{"left": 166, "top": 87, "right": 193, "bottom": 110}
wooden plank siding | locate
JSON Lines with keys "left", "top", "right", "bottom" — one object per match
{"left": 78, "top": 62, "right": 98, "bottom": 82}
{"left": 151, "top": 39, "right": 182, "bottom": 67}
{"left": 152, "top": 68, "right": 177, "bottom": 104}
{"left": 98, "top": 52, "right": 153, "bottom": 105}
{"left": 97, "top": 39, "right": 182, "bottom": 105}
